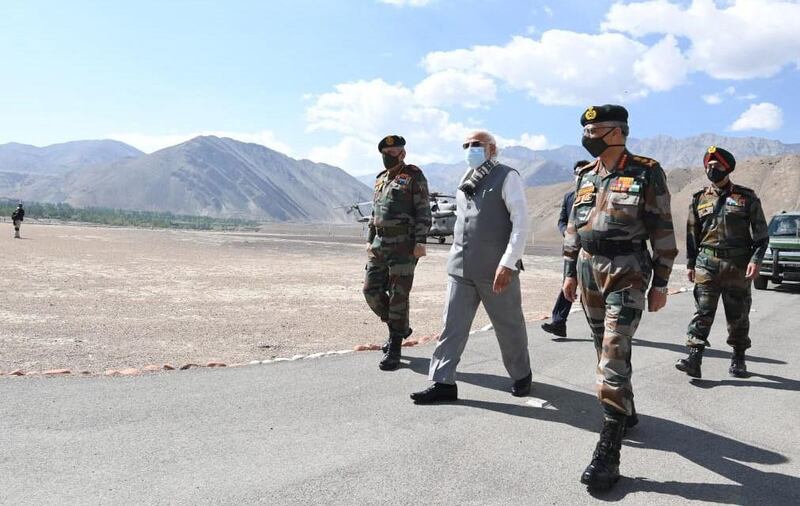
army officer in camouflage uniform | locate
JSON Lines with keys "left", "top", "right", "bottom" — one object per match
{"left": 676, "top": 146, "right": 768, "bottom": 380}
{"left": 364, "top": 135, "right": 432, "bottom": 371}
{"left": 562, "top": 104, "right": 678, "bottom": 491}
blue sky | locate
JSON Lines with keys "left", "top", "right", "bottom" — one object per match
{"left": 1, "top": 0, "right": 798, "bottom": 175}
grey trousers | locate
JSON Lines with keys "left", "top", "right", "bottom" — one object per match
{"left": 428, "top": 273, "right": 531, "bottom": 385}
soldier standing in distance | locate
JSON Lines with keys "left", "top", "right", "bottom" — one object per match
{"left": 562, "top": 104, "right": 678, "bottom": 491}
{"left": 363, "top": 135, "right": 432, "bottom": 371}
{"left": 676, "top": 146, "right": 768, "bottom": 379}
{"left": 11, "top": 202, "right": 24, "bottom": 239}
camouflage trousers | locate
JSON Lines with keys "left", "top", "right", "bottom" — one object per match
{"left": 577, "top": 250, "right": 651, "bottom": 416}
{"left": 363, "top": 243, "right": 418, "bottom": 339}
{"left": 13, "top": 220, "right": 21, "bottom": 238}
{"left": 687, "top": 253, "right": 752, "bottom": 351}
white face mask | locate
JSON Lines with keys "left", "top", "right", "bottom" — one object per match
{"left": 466, "top": 146, "right": 487, "bottom": 169}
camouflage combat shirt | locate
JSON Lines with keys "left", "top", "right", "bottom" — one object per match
{"left": 564, "top": 151, "right": 678, "bottom": 287}
{"left": 686, "top": 183, "right": 768, "bottom": 269}
{"left": 368, "top": 163, "right": 432, "bottom": 245}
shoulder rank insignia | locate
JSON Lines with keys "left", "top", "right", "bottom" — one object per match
{"left": 632, "top": 155, "right": 657, "bottom": 168}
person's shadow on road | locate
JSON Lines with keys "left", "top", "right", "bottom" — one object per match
{"left": 631, "top": 337, "right": 786, "bottom": 365}
{"left": 404, "top": 360, "right": 798, "bottom": 504}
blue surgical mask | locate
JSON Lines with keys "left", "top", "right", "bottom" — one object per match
{"left": 466, "top": 146, "right": 487, "bottom": 169}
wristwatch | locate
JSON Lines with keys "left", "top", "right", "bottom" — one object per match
{"left": 651, "top": 286, "right": 669, "bottom": 294}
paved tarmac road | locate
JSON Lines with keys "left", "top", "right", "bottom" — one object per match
{"left": 2, "top": 284, "right": 799, "bottom": 505}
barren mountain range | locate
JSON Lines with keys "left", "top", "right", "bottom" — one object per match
{"left": 1, "top": 134, "right": 798, "bottom": 226}
{"left": 528, "top": 154, "right": 800, "bottom": 249}
{"left": 0, "top": 136, "right": 370, "bottom": 222}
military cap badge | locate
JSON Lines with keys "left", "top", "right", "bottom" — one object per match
{"left": 584, "top": 107, "right": 597, "bottom": 121}
{"left": 378, "top": 134, "right": 406, "bottom": 152}
{"left": 708, "top": 146, "right": 717, "bottom": 154}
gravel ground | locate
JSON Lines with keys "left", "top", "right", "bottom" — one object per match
{"left": 1, "top": 222, "right": 568, "bottom": 373}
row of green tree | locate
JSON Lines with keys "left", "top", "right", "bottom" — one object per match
{"left": 0, "top": 199, "right": 260, "bottom": 231}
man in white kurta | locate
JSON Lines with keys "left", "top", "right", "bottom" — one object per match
{"left": 411, "top": 130, "right": 531, "bottom": 404}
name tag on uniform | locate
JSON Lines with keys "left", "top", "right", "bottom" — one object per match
{"left": 726, "top": 194, "right": 745, "bottom": 207}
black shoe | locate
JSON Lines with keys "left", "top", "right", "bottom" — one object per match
{"left": 410, "top": 382, "right": 458, "bottom": 404}
{"left": 729, "top": 350, "right": 748, "bottom": 378}
{"left": 378, "top": 336, "right": 403, "bottom": 371}
{"left": 675, "top": 347, "right": 704, "bottom": 378}
{"left": 541, "top": 321, "right": 567, "bottom": 338}
{"left": 580, "top": 417, "right": 625, "bottom": 490}
{"left": 511, "top": 371, "right": 533, "bottom": 397}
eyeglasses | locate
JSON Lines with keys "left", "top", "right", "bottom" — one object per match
{"left": 462, "top": 141, "right": 483, "bottom": 149}
{"left": 582, "top": 126, "right": 616, "bottom": 136}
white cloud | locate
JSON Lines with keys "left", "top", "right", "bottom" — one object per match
{"left": 304, "top": 78, "right": 547, "bottom": 174}
{"left": 107, "top": 130, "right": 294, "bottom": 155}
{"left": 423, "top": 32, "right": 655, "bottom": 106}
{"left": 632, "top": 35, "right": 690, "bottom": 91}
{"left": 703, "top": 85, "right": 758, "bottom": 105}
{"left": 729, "top": 102, "right": 783, "bottom": 131}
{"left": 414, "top": 70, "right": 496, "bottom": 109}
{"left": 497, "top": 133, "right": 550, "bottom": 151}
{"left": 378, "top": 0, "right": 434, "bottom": 6}
{"left": 603, "top": 0, "right": 800, "bottom": 80}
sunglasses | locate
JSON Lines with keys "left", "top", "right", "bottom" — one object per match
{"left": 582, "top": 126, "right": 616, "bottom": 136}
{"left": 462, "top": 141, "right": 483, "bottom": 149}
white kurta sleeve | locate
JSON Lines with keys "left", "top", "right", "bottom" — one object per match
{"left": 499, "top": 170, "right": 529, "bottom": 270}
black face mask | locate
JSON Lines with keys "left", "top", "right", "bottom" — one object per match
{"left": 706, "top": 167, "right": 728, "bottom": 184}
{"left": 382, "top": 153, "right": 401, "bottom": 169}
{"left": 581, "top": 127, "right": 624, "bottom": 158}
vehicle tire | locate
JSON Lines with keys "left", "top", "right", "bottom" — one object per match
{"left": 438, "top": 237, "right": 446, "bottom": 244}
{"left": 753, "top": 275, "right": 768, "bottom": 290}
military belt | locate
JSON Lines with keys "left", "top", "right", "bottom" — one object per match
{"left": 375, "top": 225, "right": 412, "bottom": 237}
{"left": 699, "top": 246, "right": 751, "bottom": 259}
{"left": 583, "top": 240, "right": 646, "bottom": 257}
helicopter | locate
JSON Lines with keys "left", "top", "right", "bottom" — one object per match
{"left": 337, "top": 192, "right": 457, "bottom": 244}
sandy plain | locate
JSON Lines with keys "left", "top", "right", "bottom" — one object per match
{"left": 0, "top": 222, "right": 574, "bottom": 373}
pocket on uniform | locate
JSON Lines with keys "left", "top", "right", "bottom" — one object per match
{"left": 621, "top": 289, "right": 645, "bottom": 310}
{"left": 608, "top": 191, "right": 640, "bottom": 224}
{"left": 388, "top": 261, "right": 416, "bottom": 277}
{"left": 694, "top": 255, "right": 718, "bottom": 284}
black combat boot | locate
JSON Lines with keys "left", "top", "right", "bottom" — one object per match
{"left": 378, "top": 336, "right": 402, "bottom": 371}
{"left": 580, "top": 414, "right": 626, "bottom": 490}
{"left": 626, "top": 401, "right": 638, "bottom": 432}
{"left": 675, "top": 346, "right": 704, "bottom": 378}
{"left": 728, "top": 349, "right": 748, "bottom": 378}
{"left": 381, "top": 327, "right": 412, "bottom": 353}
